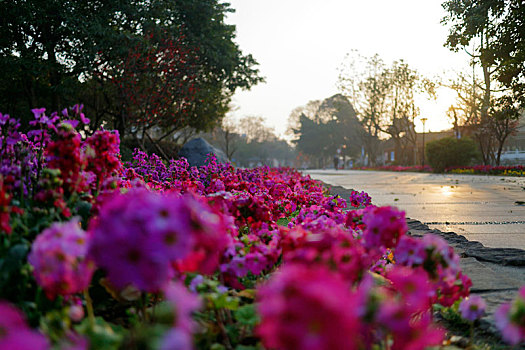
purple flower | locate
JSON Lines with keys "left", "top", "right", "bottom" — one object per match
{"left": 459, "top": 295, "right": 486, "bottom": 321}
{"left": 395, "top": 236, "right": 426, "bottom": 266}
{"left": 31, "top": 108, "right": 46, "bottom": 120}
{"left": 494, "top": 286, "right": 525, "bottom": 345}
{"left": 159, "top": 328, "right": 193, "bottom": 350}
{"left": 88, "top": 190, "right": 198, "bottom": 292}
{"left": 71, "top": 104, "right": 90, "bottom": 124}
{"left": 189, "top": 275, "right": 204, "bottom": 292}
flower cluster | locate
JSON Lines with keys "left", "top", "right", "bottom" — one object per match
{"left": 395, "top": 234, "right": 471, "bottom": 306}
{"left": 362, "top": 205, "right": 407, "bottom": 250}
{"left": 28, "top": 218, "right": 94, "bottom": 299}
{"left": 89, "top": 189, "right": 230, "bottom": 291}
{"left": 0, "top": 106, "right": 487, "bottom": 350}
{"left": 83, "top": 129, "right": 121, "bottom": 187}
{"left": 349, "top": 190, "right": 372, "bottom": 208}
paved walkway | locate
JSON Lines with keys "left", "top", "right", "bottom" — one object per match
{"left": 306, "top": 169, "right": 525, "bottom": 250}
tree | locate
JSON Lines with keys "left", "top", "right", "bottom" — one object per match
{"left": 338, "top": 54, "right": 435, "bottom": 165}
{"left": 442, "top": 0, "right": 524, "bottom": 165}
{"left": 290, "top": 94, "right": 363, "bottom": 167}
{"left": 238, "top": 116, "right": 277, "bottom": 143}
{"left": 95, "top": 29, "right": 199, "bottom": 156}
{"left": 207, "top": 115, "right": 241, "bottom": 160}
{"left": 205, "top": 115, "right": 296, "bottom": 167}
{"left": 0, "top": 0, "right": 263, "bottom": 145}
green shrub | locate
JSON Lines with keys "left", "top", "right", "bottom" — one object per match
{"left": 425, "top": 136, "right": 480, "bottom": 172}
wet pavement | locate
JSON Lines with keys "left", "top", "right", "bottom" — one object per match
{"left": 305, "top": 169, "right": 525, "bottom": 250}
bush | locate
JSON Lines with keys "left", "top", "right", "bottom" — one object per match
{"left": 426, "top": 137, "right": 479, "bottom": 172}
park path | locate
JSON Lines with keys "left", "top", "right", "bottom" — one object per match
{"left": 306, "top": 169, "right": 525, "bottom": 250}
{"left": 306, "top": 169, "right": 525, "bottom": 341}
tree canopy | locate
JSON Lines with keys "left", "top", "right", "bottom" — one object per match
{"left": 338, "top": 53, "right": 435, "bottom": 165}
{"left": 0, "top": 0, "right": 263, "bottom": 146}
{"left": 289, "top": 94, "right": 363, "bottom": 167}
{"left": 442, "top": 0, "right": 524, "bottom": 165}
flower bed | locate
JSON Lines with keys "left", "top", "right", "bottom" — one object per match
{"left": 446, "top": 165, "right": 525, "bottom": 176}
{"left": 1, "top": 107, "right": 524, "bottom": 349}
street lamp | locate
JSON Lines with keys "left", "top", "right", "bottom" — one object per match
{"left": 420, "top": 117, "right": 428, "bottom": 167}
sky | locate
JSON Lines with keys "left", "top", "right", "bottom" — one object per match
{"left": 224, "top": 0, "right": 472, "bottom": 138}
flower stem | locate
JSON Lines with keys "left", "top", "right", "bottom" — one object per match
{"left": 84, "top": 288, "right": 95, "bottom": 329}
{"left": 469, "top": 322, "right": 474, "bottom": 349}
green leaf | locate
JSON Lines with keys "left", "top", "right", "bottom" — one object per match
{"left": 0, "top": 243, "right": 29, "bottom": 289}
{"left": 235, "top": 345, "right": 260, "bottom": 350}
{"left": 234, "top": 304, "right": 260, "bottom": 327}
{"left": 210, "top": 344, "right": 226, "bottom": 350}
{"left": 276, "top": 217, "right": 289, "bottom": 226}
{"left": 74, "top": 317, "right": 125, "bottom": 350}
{"left": 211, "top": 292, "right": 239, "bottom": 310}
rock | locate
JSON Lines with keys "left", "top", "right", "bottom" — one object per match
{"left": 464, "top": 247, "right": 525, "bottom": 266}
{"left": 178, "top": 138, "right": 229, "bottom": 167}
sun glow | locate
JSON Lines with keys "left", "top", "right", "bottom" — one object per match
{"left": 416, "top": 86, "right": 457, "bottom": 133}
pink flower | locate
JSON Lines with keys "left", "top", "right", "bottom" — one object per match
{"left": 386, "top": 266, "right": 434, "bottom": 314}
{"left": 395, "top": 234, "right": 470, "bottom": 306}
{"left": 257, "top": 264, "right": 363, "bottom": 350}
{"left": 362, "top": 206, "right": 407, "bottom": 249}
{"left": 163, "top": 282, "right": 201, "bottom": 333}
{"left": 0, "top": 302, "right": 49, "bottom": 350}
{"left": 28, "top": 218, "right": 94, "bottom": 299}
{"left": 89, "top": 190, "right": 230, "bottom": 291}
{"left": 459, "top": 295, "right": 486, "bottom": 322}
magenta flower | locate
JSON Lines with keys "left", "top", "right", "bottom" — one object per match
{"left": 387, "top": 266, "right": 434, "bottom": 313}
{"left": 494, "top": 286, "right": 525, "bottom": 345}
{"left": 459, "top": 295, "right": 486, "bottom": 322}
{"left": 362, "top": 206, "right": 407, "bottom": 249}
{"left": 28, "top": 218, "right": 95, "bottom": 299}
{"left": 257, "top": 264, "right": 363, "bottom": 350}
{"left": 90, "top": 190, "right": 230, "bottom": 291}
{"left": 71, "top": 104, "right": 90, "bottom": 124}
{"left": 0, "top": 302, "right": 49, "bottom": 350}
{"left": 31, "top": 108, "right": 46, "bottom": 120}
{"left": 394, "top": 235, "right": 426, "bottom": 266}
